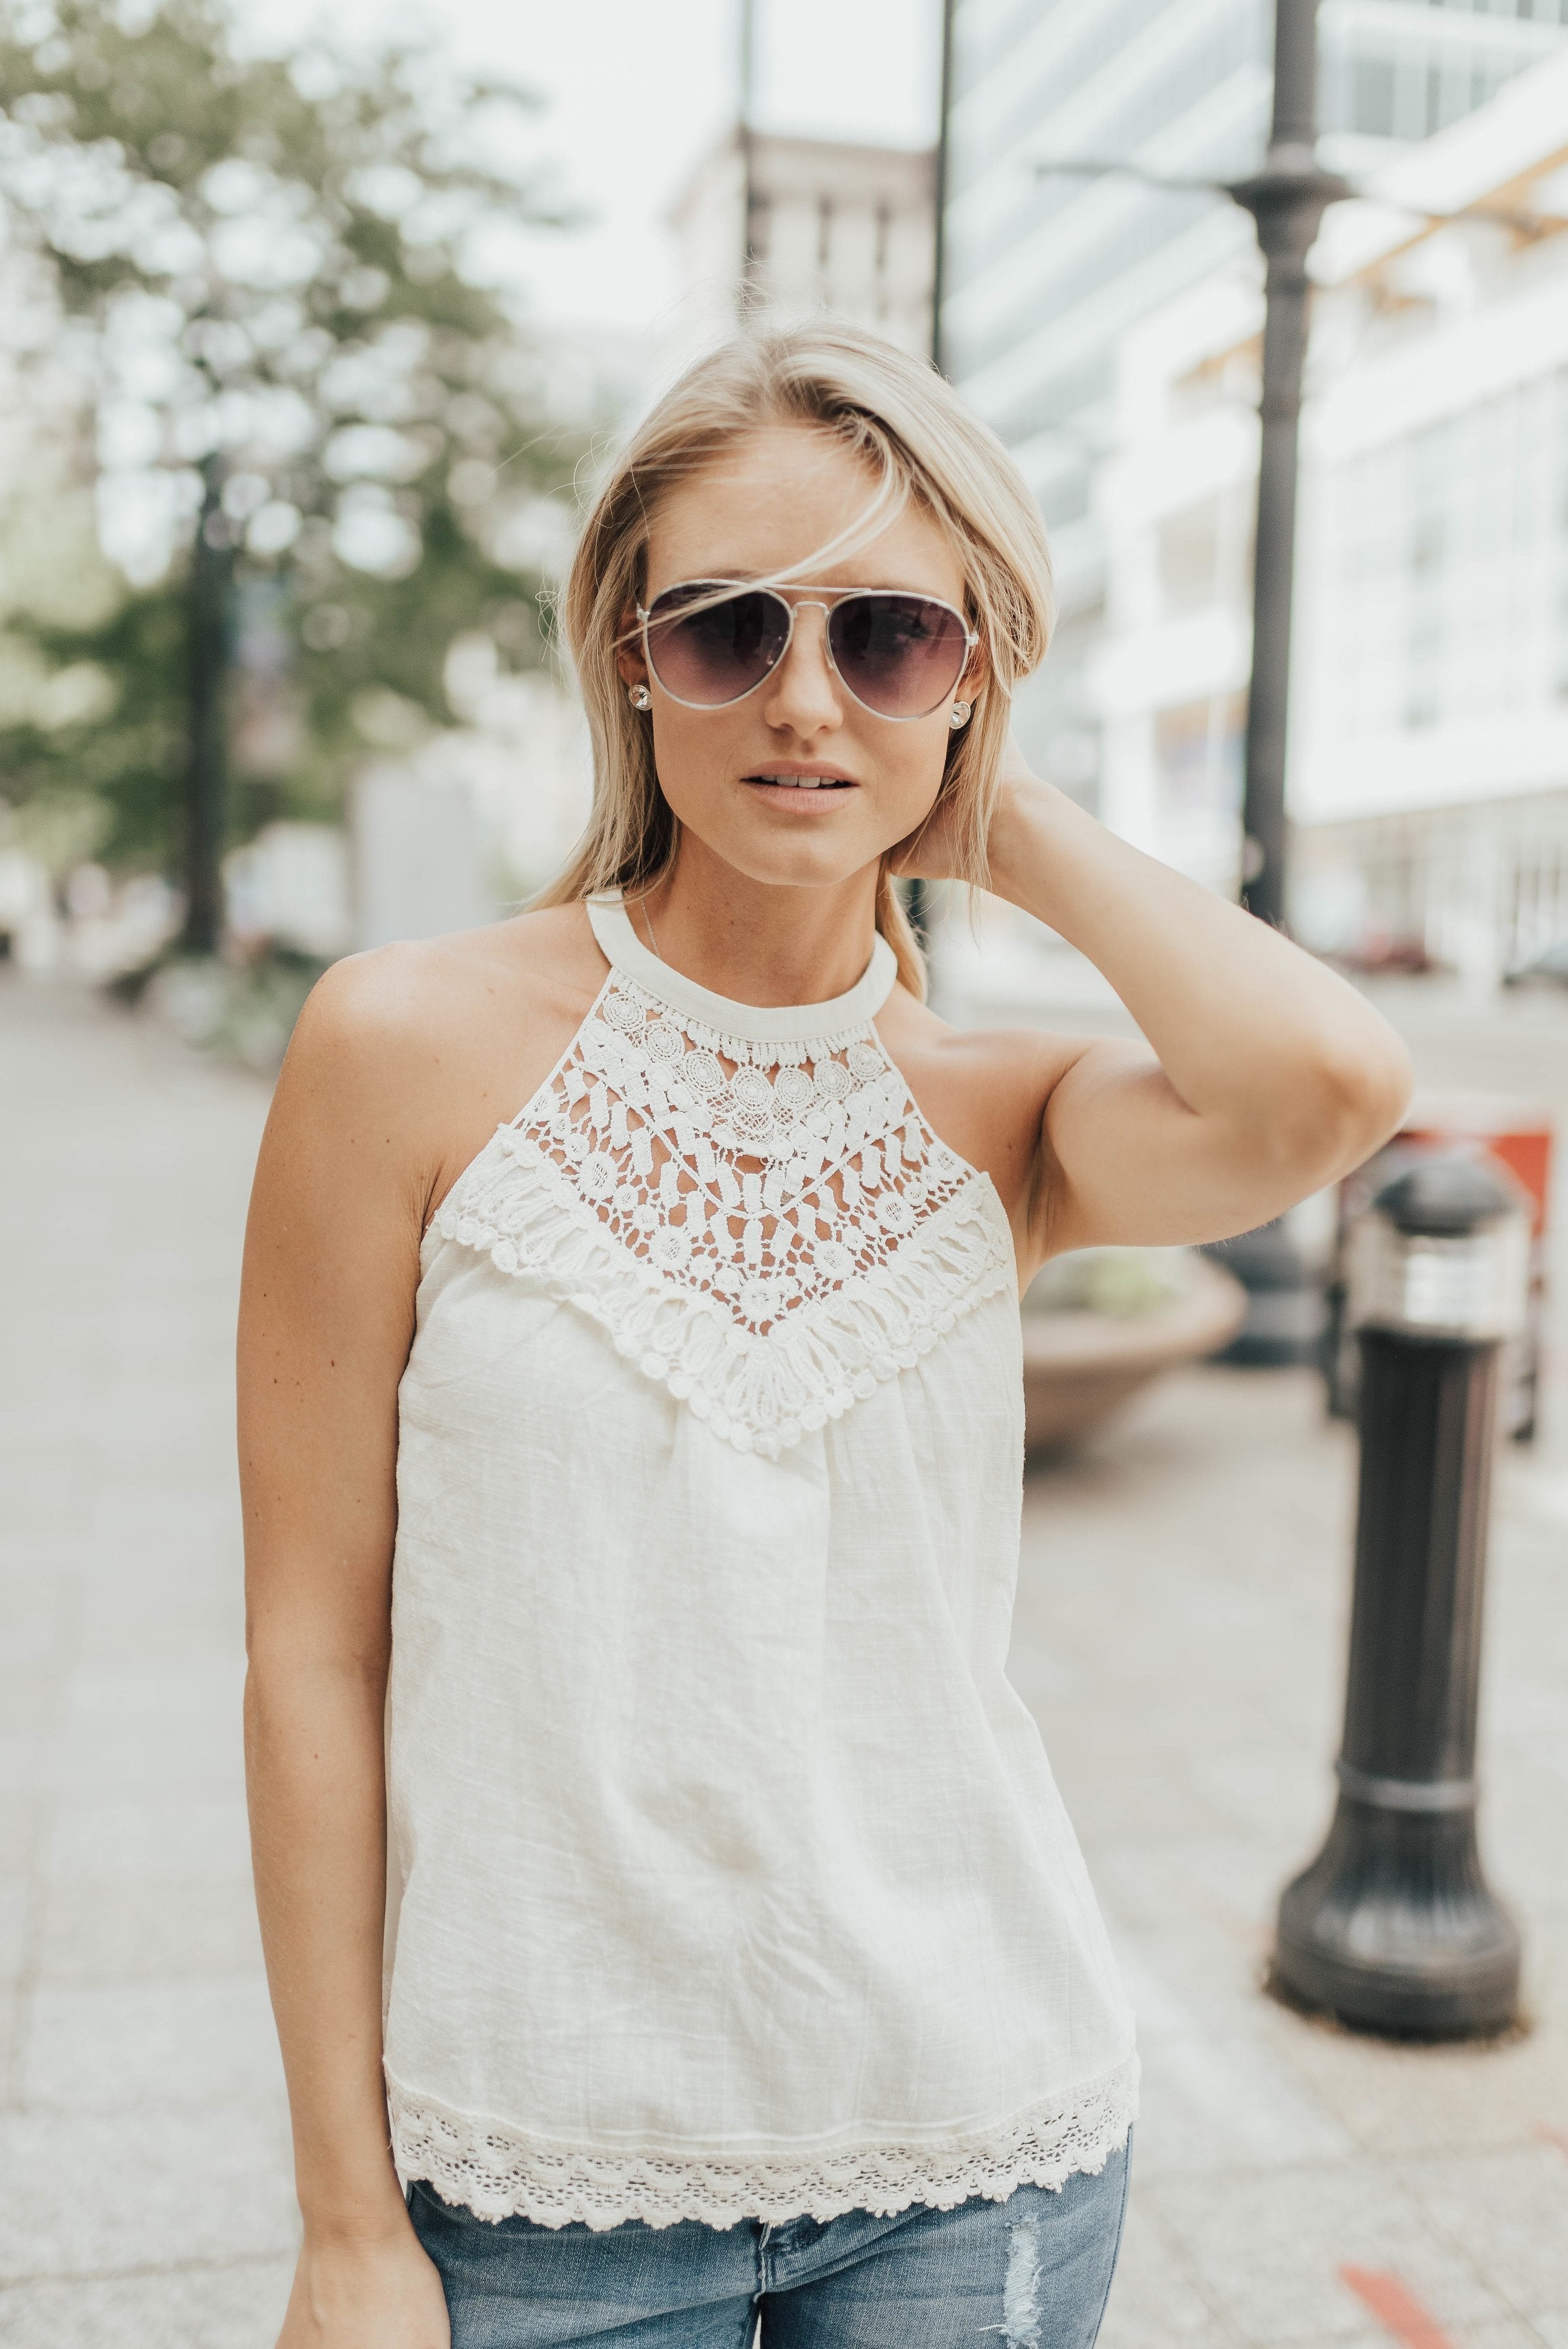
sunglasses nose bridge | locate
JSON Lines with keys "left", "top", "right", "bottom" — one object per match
{"left": 772, "top": 596, "right": 835, "bottom": 673}
{"left": 778, "top": 597, "right": 833, "bottom": 661}
{"left": 762, "top": 598, "right": 846, "bottom": 723}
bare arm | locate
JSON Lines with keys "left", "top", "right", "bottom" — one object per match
{"left": 239, "top": 959, "right": 451, "bottom": 2348}
{"left": 908, "top": 747, "right": 1414, "bottom": 1257}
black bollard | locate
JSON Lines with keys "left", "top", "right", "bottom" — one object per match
{"left": 1271, "top": 1154, "right": 1530, "bottom": 2037}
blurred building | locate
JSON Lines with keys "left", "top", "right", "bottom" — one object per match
{"left": 352, "top": 767, "right": 489, "bottom": 951}
{"left": 225, "top": 823, "right": 351, "bottom": 960}
{"left": 941, "top": 0, "right": 1568, "bottom": 851}
{"left": 1293, "top": 84, "right": 1568, "bottom": 975}
{"left": 670, "top": 129, "right": 936, "bottom": 357}
{"left": 1083, "top": 49, "right": 1568, "bottom": 979}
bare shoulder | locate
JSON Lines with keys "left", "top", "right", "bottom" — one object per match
{"left": 294, "top": 902, "right": 598, "bottom": 1080}
{"left": 269, "top": 904, "right": 607, "bottom": 1217}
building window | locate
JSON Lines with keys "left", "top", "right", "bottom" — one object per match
{"left": 1349, "top": 56, "right": 1396, "bottom": 136}
{"left": 1312, "top": 367, "right": 1568, "bottom": 744}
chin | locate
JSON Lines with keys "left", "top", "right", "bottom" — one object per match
{"left": 704, "top": 821, "right": 887, "bottom": 895}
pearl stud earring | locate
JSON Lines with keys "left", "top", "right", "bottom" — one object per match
{"left": 949, "top": 701, "right": 972, "bottom": 730}
{"left": 628, "top": 683, "right": 652, "bottom": 711}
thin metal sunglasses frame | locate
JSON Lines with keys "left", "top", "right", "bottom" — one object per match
{"left": 636, "top": 579, "right": 979, "bottom": 722}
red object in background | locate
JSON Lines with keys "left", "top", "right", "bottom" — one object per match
{"left": 1398, "top": 1099, "right": 1552, "bottom": 1238}
{"left": 1338, "top": 2266, "right": 1458, "bottom": 2349}
{"left": 1326, "top": 1096, "right": 1555, "bottom": 1439}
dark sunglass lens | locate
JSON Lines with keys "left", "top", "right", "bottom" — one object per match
{"left": 829, "top": 595, "right": 968, "bottom": 718}
{"left": 645, "top": 585, "right": 788, "bottom": 706}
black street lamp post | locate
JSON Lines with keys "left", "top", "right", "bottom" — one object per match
{"left": 739, "top": 0, "right": 761, "bottom": 299}
{"left": 1227, "top": 0, "right": 1348, "bottom": 929}
{"left": 908, "top": 0, "right": 961, "bottom": 958}
{"left": 931, "top": 0, "right": 957, "bottom": 381}
{"left": 1029, "top": 0, "right": 1349, "bottom": 930}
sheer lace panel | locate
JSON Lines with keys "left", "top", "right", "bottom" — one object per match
{"left": 388, "top": 2052, "right": 1139, "bottom": 2231}
{"left": 433, "top": 968, "right": 1017, "bottom": 1456}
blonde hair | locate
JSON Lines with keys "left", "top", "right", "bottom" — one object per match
{"left": 542, "top": 322, "right": 1055, "bottom": 997}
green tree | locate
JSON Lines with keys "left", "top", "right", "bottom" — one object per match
{"left": 0, "top": 0, "right": 583, "bottom": 947}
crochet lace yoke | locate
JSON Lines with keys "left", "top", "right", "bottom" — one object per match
{"left": 429, "top": 893, "right": 1017, "bottom": 1456}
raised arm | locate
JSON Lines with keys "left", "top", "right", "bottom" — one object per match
{"left": 917, "top": 746, "right": 1414, "bottom": 1260}
{"left": 238, "top": 959, "right": 451, "bottom": 2349}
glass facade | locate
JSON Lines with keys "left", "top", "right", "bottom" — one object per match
{"left": 944, "top": 0, "right": 1568, "bottom": 583}
{"left": 1308, "top": 369, "right": 1568, "bottom": 746}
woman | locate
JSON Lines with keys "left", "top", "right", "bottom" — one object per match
{"left": 241, "top": 325, "right": 1411, "bottom": 2349}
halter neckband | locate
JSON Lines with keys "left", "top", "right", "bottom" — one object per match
{"left": 586, "top": 891, "right": 898, "bottom": 1045}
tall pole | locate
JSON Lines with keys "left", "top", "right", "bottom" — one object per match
{"left": 908, "top": 0, "right": 960, "bottom": 962}
{"left": 739, "top": 0, "right": 760, "bottom": 304}
{"left": 1229, "top": 0, "right": 1347, "bottom": 930}
{"left": 180, "top": 452, "right": 234, "bottom": 957}
{"left": 930, "top": 0, "right": 957, "bottom": 377}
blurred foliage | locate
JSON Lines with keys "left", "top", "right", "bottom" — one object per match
{"left": 129, "top": 942, "right": 326, "bottom": 1070}
{"left": 0, "top": 0, "right": 585, "bottom": 873}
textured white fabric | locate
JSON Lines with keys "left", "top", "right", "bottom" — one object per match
{"left": 384, "top": 893, "right": 1137, "bottom": 2230}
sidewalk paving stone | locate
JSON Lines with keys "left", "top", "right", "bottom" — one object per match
{"left": 22, "top": 1978, "right": 285, "bottom": 2111}
{"left": 1404, "top": 2149, "right": 1568, "bottom": 2318}
{"left": 1095, "top": 2202, "right": 1243, "bottom": 2346}
{"left": 1141, "top": 2157, "right": 1517, "bottom": 2340}
{"left": 0, "top": 2107, "right": 296, "bottom": 2280}
{"left": 46, "top": 1794, "right": 254, "bottom": 1883}
{"left": 0, "top": 2260, "right": 295, "bottom": 2349}
{"left": 37, "top": 1875, "right": 264, "bottom": 1986}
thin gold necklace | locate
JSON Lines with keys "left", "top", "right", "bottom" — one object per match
{"left": 632, "top": 889, "right": 662, "bottom": 962}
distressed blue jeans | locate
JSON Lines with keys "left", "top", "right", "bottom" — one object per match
{"left": 408, "top": 2136, "right": 1131, "bottom": 2348}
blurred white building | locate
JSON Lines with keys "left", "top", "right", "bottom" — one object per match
{"left": 348, "top": 662, "right": 594, "bottom": 951}
{"left": 352, "top": 767, "right": 490, "bottom": 951}
{"left": 670, "top": 127, "right": 936, "bottom": 358}
{"left": 1087, "top": 47, "right": 1568, "bottom": 975}
{"left": 942, "top": 0, "right": 1568, "bottom": 828}
{"left": 226, "top": 823, "right": 352, "bottom": 959}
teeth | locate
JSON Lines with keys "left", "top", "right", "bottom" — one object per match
{"left": 752, "top": 773, "right": 837, "bottom": 788}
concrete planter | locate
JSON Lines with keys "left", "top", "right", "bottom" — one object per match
{"left": 1021, "top": 1250, "right": 1248, "bottom": 1456}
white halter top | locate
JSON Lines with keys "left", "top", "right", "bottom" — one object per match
{"left": 383, "top": 892, "right": 1137, "bottom": 2230}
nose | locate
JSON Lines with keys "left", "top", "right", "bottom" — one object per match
{"left": 760, "top": 604, "right": 843, "bottom": 739}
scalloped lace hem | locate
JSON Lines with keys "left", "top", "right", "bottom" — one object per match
{"left": 432, "top": 1132, "right": 1016, "bottom": 1458}
{"left": 386, "top": 2054, "right": 1139, "bottom": 2230}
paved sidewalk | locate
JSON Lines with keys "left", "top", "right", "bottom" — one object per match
{"left": 0, "top": 981, "right": 293, "bottom": 2344}
{"left": 0, "top": 972, "right": 1565, "bottom": 2346}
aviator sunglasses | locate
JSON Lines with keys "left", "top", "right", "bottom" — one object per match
{"left": 636, "top": 579, "right": 978, "bottom": 723}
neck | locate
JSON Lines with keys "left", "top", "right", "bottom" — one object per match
{"left": 636, "top": 839, "right": 882, "bottom": 1009}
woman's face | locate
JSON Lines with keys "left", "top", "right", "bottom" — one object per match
{"left": 618, "top": 424, "right": 981, "bottom": 896}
